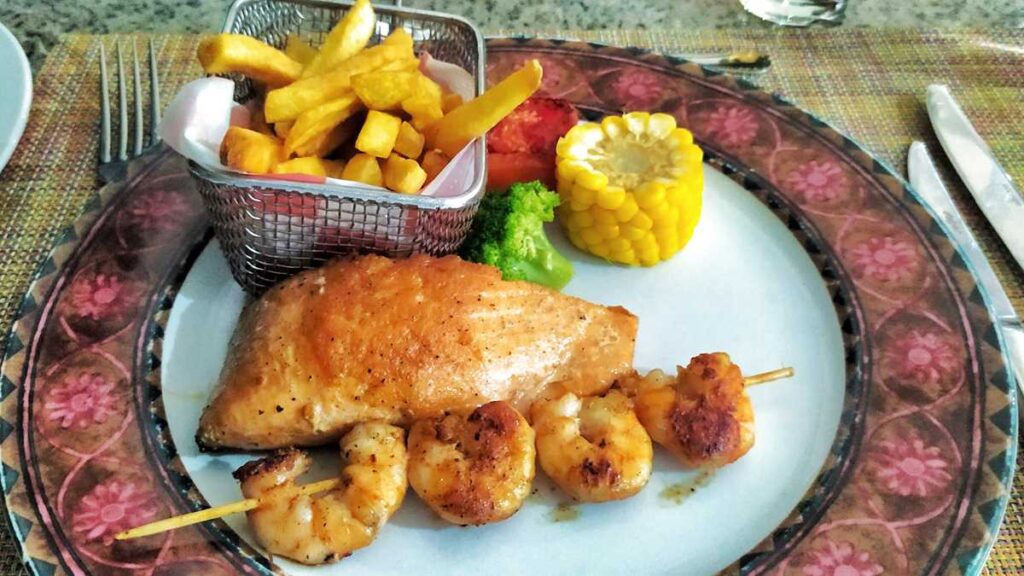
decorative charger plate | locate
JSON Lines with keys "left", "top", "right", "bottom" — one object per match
{"left": 0, "top": 38, "right": 1016, "bottom": 576}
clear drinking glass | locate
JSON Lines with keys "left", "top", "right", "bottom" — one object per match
{"left": 740, "top": 0, "right": 847, "bottom": 26}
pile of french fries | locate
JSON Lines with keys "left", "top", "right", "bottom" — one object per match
{"left": 197, "top": 0, "right": 542, "bottom": 194}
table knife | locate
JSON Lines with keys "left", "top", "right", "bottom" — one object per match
{"left": 926, "top": 84, "right": 1024, "bottom": 272}
{"left": 908, "top": 142, "right": 1024, "bottom": 413}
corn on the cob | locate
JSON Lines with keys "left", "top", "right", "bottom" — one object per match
{"left": 555, "top": 112, "right": 703, "bottom": 266}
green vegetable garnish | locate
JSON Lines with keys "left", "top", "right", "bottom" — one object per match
{"left": 459, "top": 181, "right": 574, "bottom": 289}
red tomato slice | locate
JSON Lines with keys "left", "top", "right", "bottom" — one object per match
{"left": 486, "top": 152, "right": 556, "bottom": 192}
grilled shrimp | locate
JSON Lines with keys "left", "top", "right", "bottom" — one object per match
{"left": 407, "top": 401, "right": 536, "bottom": 525}
{"left": 531, "top": 389, "right": 653, "bottom": 502}
{"left": 618, "top": 352, "right": 754, "bottom": 469}
{"left": 233, "top": 422, "right": 407, "bottom": 565}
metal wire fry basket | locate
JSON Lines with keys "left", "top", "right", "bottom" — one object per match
{"left": 191, "top": 0, "right": 487, "bottom": 293}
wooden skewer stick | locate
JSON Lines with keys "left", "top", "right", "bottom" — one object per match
{"left": 115, "top": 477, "right": 340, "bottom": 541}
{"left": 743, "top": 366, "right": 794, "bottom": 387}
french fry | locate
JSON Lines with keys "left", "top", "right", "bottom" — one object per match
{"left": 381, "top": 27, "right": 413, "bottom": 51}
{"left": 284, "top": 35, "right": 318, "bottom": 66}
{"left": 441, "top": 92, "right": 463, "bottom": 114}
{"left": 402, "top": 96, "right": 443, "bottom": 133}
{"left": 323, "top": 159, "right": 347, "bottom": 179}
{"left": 398, "top": 74, "right": 444, "bottom": 128}
{"left": 302, "top": 0, "right": 375, "bottom": 78}
{"left": 272, "top": 156, "right": 328, "bottom": 177}
{"left": 426, "top": 59, "right": 543, "bottom": 157}
{"left": 341, "top": 153, "right": 384, "bottom": 186}
{"left": 264, "top": 43, "right": 416, "bottom": 123}
{"left": 274, "top": 121, "right": 293, "bottom": 139}
{"left": 220, "top": 127, "right": 286, "bottom": 174}
{"left": 393, "top": 121, "right": 424, "bottom": 159}
{"left": 420, "top": 149, "right": 449, "bottom": 183}
{"left": 355, "top": 110, "right": 402, "bottom": 158}
{"left": 198, "top": 34, "right": 303, "bottom": 87}
{"left": 285, "top": 95, "right": 363, "bottom": 157}
{"left": 414, "top": 73, "right": 443, "bottom": 102}
{"left": 352, "top": 71, "right": 417, "bottom": 111}
{"left": 383, "top": 154, "right": 427, "bottom": 194}
{"left": 315, "top": 114, "right": 365, "bottom": 158}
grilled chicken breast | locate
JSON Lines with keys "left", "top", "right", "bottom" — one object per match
{"left": 197, "top": 255, "right": 637, "bottom": 451}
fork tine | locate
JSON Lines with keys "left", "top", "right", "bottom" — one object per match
{"left": 149, "top": 40, "right": 161, "bottom": 144}
{"left": 132, "top": 39, "right": 144, "bottom": 156}
{"left": 116, "top": 42, "right": 128, "bottom": 161}
{"left": 99, "top": 43, "right": 111, "bottom": 164}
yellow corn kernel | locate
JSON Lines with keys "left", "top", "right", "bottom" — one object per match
{"left": 592, "top": 207, "right": 618, "bottom": 226}
{"left": 669, "top": 127, "right": 694, "bottom": 147}
{"left": 570, "top": 184, "right": 596, "bottom": 208}
{"left": 556, "top": 160, "right": 586, "bottom": 185}
{"left": 596, "top": 186, "right": 626, "bottom": 211}
{"left": 383, "top": 154, "right": 427, "bottom": 194}
{"left": 575, "top": 169, "right": 609, "bottom": 191}
{"left": 568, "top": 230, "right": 585, "bottom": 248}
{"left": 341, "top": 153, "right": 383, "bottom": 187}
{"left": 615, "top": 195, "right": 640, "bottom": 222}
{"left": 629, "top": 211, "right": 653, "bottom": 231}
{"left": 590, "top": 243, "right": 611, "bottom": 259}
{"left": 621, "top": 225, "right": 647, "bottom": 241}
{"left": 393, "top": 122, "right": 425, "bottom": 159}
{"left": 579, "top": 227, "right": 602, "bottom": 246}
{"left": 567, "top": 210, "right": 595, "bottom": 230}
{"left": 355, "top": 110, "right": 402, "bottom": 158}
{"left": 635, "top": 182, "right": 666, "bottom": 209}
{"left": 600, "top": 115, "right": 628, "bottom": 138}
{"left": 659, "top": 235, "right": 681, "bottom": 260}
{"left": 595, "top": 223, "right": 619, "bottom": 240}
{"left": 271, "top": 156, "right": 327, "bottom": 177}
{"left": 647, "top": 113, "right": 676, "bottom": 139}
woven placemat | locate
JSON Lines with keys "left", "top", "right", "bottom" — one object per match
{"left": 0, "top": 29, "right": 1022, "bottom": 574}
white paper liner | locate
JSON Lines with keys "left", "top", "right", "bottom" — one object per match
{"left": 158, "top": 54, "right": 479, "bottom": 199}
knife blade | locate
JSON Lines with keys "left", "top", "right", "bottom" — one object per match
{"left": 927, "top": 84, "right": 1024, "bottom": 272}
{"left": 908, "top": 141, "right": 1024, "bottom": 412}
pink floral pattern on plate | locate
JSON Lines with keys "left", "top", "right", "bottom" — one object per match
{"left": 704, "top": 105, "right": 760, "bottom": 148}
{"left": 43, "top": 372, "right": 119, "bottom": 429}
{"left": 69, "top": 273, "right": 126, "bottom": 321}
{"left": 72, "top": 479, "right": 160, "bottom": 545}
{"left": 800, "top": 540, "right": 884, "bottom": 576}
{"left": 870, "top": 435, "right": 953, "bottom": 498}
{"left": 787, "top": 160, "right": 851, "bottom": 205}
{"left": 847, "top": 236, "right": 919, "bottom": 283}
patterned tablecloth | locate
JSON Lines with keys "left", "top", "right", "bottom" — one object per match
{"left": 0, "top": 28, "right": 1021, "bottom": 575}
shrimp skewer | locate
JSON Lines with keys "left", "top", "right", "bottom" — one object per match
{"left": 234, "top": 422, "right": 407, "bottom": 565}
{"left": 619, "top": 352, "right": 768, "bottom": 469}
{"left": 531, "top": 389, "right": 653, "bottom": 502}
{"left": 407, "top": 401, "right": 536, "bottom": 526}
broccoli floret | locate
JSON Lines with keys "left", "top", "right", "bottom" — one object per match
{"left": 459, "top": 181, "right": 574, "bottom": 289}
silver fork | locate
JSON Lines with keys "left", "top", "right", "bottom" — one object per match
{"left": 98, "top": 39, "right": 162, "bottom": 184}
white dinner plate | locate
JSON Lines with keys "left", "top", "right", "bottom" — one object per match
{"left": 0, "top": 22, "right": 31, "bottom": 173}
